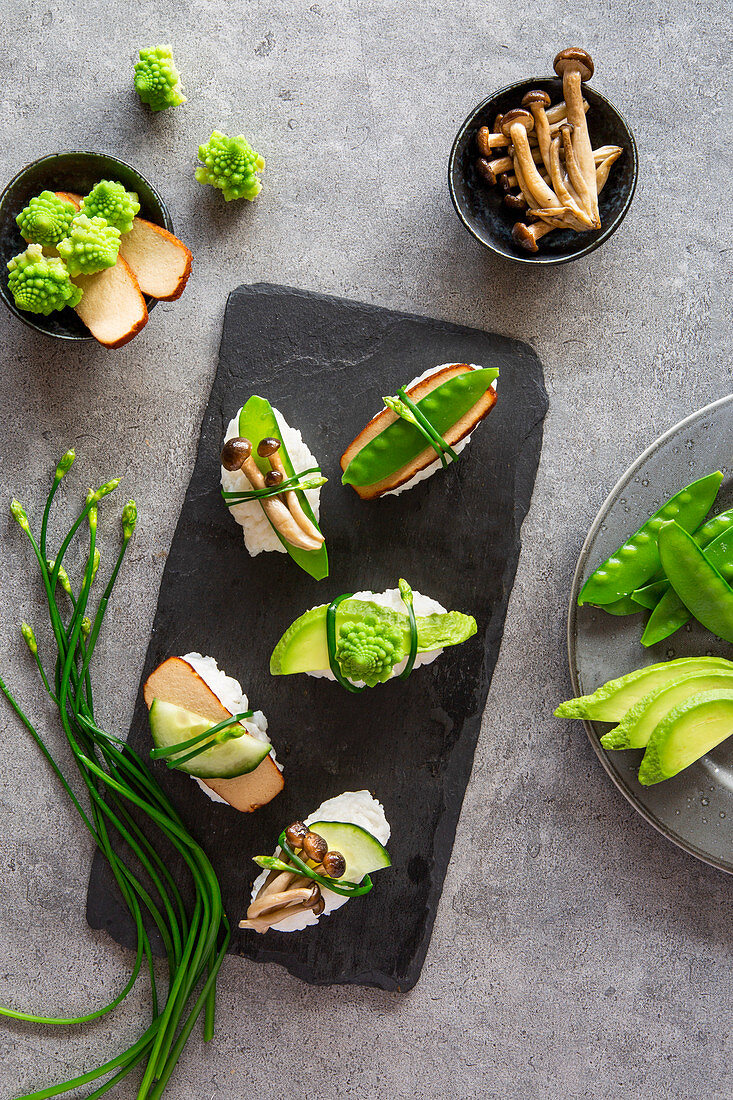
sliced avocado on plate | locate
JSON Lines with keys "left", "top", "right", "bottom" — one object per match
{"left": 601, "top": 669, "right": 733, "bottom": 750}
{"left": 555, "top": 657, "right": 733, "bottom": 723}
{"left": 638, "top": 689, "right": 733, "bottom": 785}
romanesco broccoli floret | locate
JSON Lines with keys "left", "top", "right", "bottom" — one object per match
{"left": 57, "top": 215, "right": 121, "bottom": 276}
{"left": 335, "top": 616, "right": 404, "bottom": 687}
{"left": 195, "top": 130, "right": 265, "bottom": 201}
{"left": 79, "top": 180, "right": 140, "bottom": 235}
{"left": 7, "top": 244, "right": 82, "bottom": 315}
{"left": 134, "top": 45, "right": 186, "bottom": 112}
{"left": 16, "top": 191, "right": 76, "bottom": 247}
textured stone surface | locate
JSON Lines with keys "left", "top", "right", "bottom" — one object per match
{"left": 0, "top": 3, "right": 731, "bottom": 1098}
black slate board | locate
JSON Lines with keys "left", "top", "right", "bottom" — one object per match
{"left": 87, "top": 283, "right": 548, "bottom": 991}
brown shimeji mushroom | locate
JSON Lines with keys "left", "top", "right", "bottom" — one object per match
{"left": 257, "top": 437, "right": 325, "bottom": 546}
{"left": 501, "top": 108, "right": 566, "bottom": 216}
{"left": 512, "top": 150, "right": 620, "bottom": 252}
{"left": 221, "top": 436, "right": 322, "bottom": 552}
{"left": 553, "top": 48, "right": 600, "bottom": 227}
{"left": 522, "top": 89, "right": 554, "bottom": 173}
{"left": 548, "top": 134, "right": 595, "bottom": 228}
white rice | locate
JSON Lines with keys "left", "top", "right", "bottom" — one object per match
{"left": 249, "top": 790, "right": 390, "bottom": 932}
{"left": 378, "top": 363, "right": 496, "bottom": 497}
{"left": 307, "top": 587, "right": 447, "bottom": 684}
{"left": 221, "top": 408, "right": 321, "bottom": 556}
{"left": 179, "top": 652, "right": 280, "bottom": 805}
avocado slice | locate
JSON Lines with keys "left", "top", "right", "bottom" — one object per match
{"left": 308, "top": 821, "right": 391, "bottom": 882}
{"left": 148, "top": 699, "right": 272, "bottom": 778}
{"left": 555, "top": 656, "right": 733, "bottom": 723}
{"left": 601, "top": 669, "right": 733, "bottom": 749}
{"left": 270, "top": 597, "right": 477, "bottom": 677}
{"left": 638, "top": 689, "right": 733, "bottom": 785}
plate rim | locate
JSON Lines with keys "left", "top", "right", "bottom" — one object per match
{"left": 567, "top": 392, "right": 733, "bottom": 875}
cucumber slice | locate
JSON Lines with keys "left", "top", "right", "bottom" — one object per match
{"left": 308, "top": 821, "right": 391, "bottom": 882}
{"left": 638, "top": 689, "right": 733, "bottom": 785}
{"left": 601, "top": 669, "right": 733, "bottom": 749}
{"left": 148, "top": 699, "right": 271, "bottom": 779}
{"left": 555, "top": 656, "right": 733, "bottom": 723}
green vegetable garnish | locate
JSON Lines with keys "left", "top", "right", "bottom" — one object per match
{"left": 0, "top": 456, "right": 230, "bottom": 1095}
{"left": 398, "top": 578, "right": 418, "bottom": 679}
{"left": 134, "top": 44, "right": 186, "bottom": 111}
{"left": 16, "top": 190, "right": 76, "bottom": 247}
{"left": 57, "top": 214, "right": 121, "bottom": 276}
{"left": 222, "top": 467, "right": 326, "bottom": 505}
{"left": 384, "top": 390, "right": 458, "bottom": 468}
{"left": 7, "top": 244, "right": 82, "bottom": 315}
{"left": 150, "top": 709, "right": 254, "bottom": 767}
{"left": 80, "top": 180, "right": 141, "bottom": 235}
{"left": 577, "top": 471, "right": 724, "bottom": 606}
{"left": 336, "top": 616, "right": 404, "bottom": 688}
{"left": 655, "top": 521, "right": 733, "bottom": 644}
{"left": 195, "top": 130, "right": 265, "bottom": 201}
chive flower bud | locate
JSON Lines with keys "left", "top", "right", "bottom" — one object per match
{"left": 55, "top": 450, "right": 76, "bottom": 481}
{"left": 91, "top": 548, "right": 101, "bottom": 582}
{"left": 81, "top": 617, "right": 92, "bottom": 638}
{"left": 10, "top": 499, "right": 30, "bottom": 532}
{"left": 122, "top": 500, "right": 138, "bottom": 541}
{"left": 383, "top": 395, "right": 417, "bottom": 425}
{"left": 398, "top": 578, "right": 413, "bottom": 607}
{"left": 97, "top": 479, "right": 120, "bottom": 500}
{"left": 21, "top": 622, "right": 37, "bottom": 655}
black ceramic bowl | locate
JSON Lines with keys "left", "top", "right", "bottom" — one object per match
{"left": 449, "top": 77, "right": 637, "bottom": 265}
{"left": 0, "top": 152, "right": 173, "bottom": 339}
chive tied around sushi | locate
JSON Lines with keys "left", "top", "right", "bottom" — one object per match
{"left": 270, "top": 584, "right": 477, "bottom": 690}
{"left": 221, "top": 395, "right": 328, "bottom": 579}
{"left": 340, "top": 363, "right": 498, "bottom": 499}
{"left": 240, "top": 790, "right": 391, "bottom": 933}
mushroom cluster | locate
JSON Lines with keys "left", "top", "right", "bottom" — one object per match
{"left": 475, "top": 49, "right": 623, "bottom": 253}
{"left": 240, "top": 822, "right": 347, "bottom": 933}
{"left": 220, "top": 435, "right": 325, "bottom": 551}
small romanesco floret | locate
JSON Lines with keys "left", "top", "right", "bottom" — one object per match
{"left": 134, "top": 45, "right": 186, "bottom": 112}
{"left": 195, "top": 130, "right": 265, "bottom": 202}
{"left": 79, "top": 180, "right": 141, "bottom": 235}
{"left": 56, "top": 215, "right": 121, "bottom": 276}
{"left": 335, "top": 616, "right": 404, "bottom": 688}
{"left": 7, "top": 244, "right": 82, "bottom": 315}
{"left": 16, "top": 191, "right": 77, "bottom": 247}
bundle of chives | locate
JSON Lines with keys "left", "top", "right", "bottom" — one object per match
{"left": 0, "top": 452, "right": 228, "bottom": 1100}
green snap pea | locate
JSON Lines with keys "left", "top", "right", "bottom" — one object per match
{"left": 578, "top": 471, "right": 723, "bottom": 607}
{"left": 642, "top": 527, "right": 733, "bottom": 646}
{"left": 653, "top": 522, "right": 733, "bottom": 645}
{"left": 631, "top": 507, "right": 733, "bottom": 609}
{"left": 600, "top": 595, "right": 644, "bottom": 616}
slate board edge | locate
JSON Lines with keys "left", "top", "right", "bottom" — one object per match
{"left": 86, "top": 283, "right": 549, "bottom": 993}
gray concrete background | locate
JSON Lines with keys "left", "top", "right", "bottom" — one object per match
{"left": 0, "top": 1, "right": 731, "bottom": 1097}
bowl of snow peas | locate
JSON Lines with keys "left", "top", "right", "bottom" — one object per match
{"left": 0, "top": 151, "right": 172, "bottom": 340}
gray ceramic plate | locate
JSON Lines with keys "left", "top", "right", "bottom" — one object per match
{"left": 568, "top": 395, "right": 733, "bottom": 873}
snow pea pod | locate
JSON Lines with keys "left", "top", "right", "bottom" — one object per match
{"left": 654, "top": 522, "right": 733, "bottom": 644}
{"left": 642, "top": 528, "right": 733, "bottom": 646}
{"left": 631, "top": 507, "right": 733, "bottom": 609}
{"left": 601, "top": 595, "right": 645, "bottom": 616}
{"left": 578, "top": 471, "right": 723, "bottom": 607}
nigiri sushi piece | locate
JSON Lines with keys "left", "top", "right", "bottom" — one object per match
{"left": 143, "top": 652, "right": 283, "bottom": 812}
{"left": 239, "top": 790, "right": 391, "bottom": 933}
{"left": 340, "top": 363, "right": 498, "bottom": 499}
{"left": 221, "top": 395, "right": 328, "bottom": 580}
{"left": 270, "top": 580, "right": 477, "bottom": 691}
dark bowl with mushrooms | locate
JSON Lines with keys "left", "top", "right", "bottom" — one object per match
{"left": 0, "top": 151, "right": 172, "bottom": 339}
{"left": 448, "top": 77, "right": 637, "bottom": 265}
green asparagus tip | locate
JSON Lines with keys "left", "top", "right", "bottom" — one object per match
{"left": 20, "top": 622, "right": 37, "bottom": 655}
{"left": 122, "top": 500, "right": 137, "bottom": 540}
{"left": 55, "top": 450, "right": 76, "bottom": 480}
{"left": 398, "top": 578, "right": 413, "bottom": 605}
{"left": 10, "top": 499, "right": 30, "bottom": 532}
